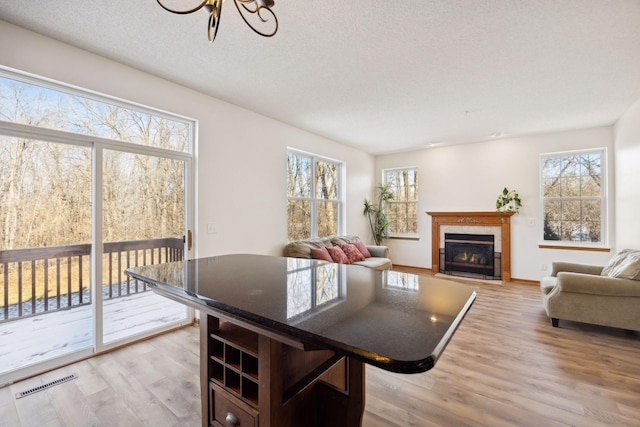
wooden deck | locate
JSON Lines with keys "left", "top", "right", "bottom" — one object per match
{"left": 0, "top": 291, "right": 188, "bottom": 376}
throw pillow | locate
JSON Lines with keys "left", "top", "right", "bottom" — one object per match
{"left": 326, "top": 246, "right": 350, "bottom": 264}
{"left": 310, "top": 246, "right": 332, "bottom": 262}
{"left": 602, "top": 249, "right": 640, "bottom": 280}
{"left": 340, "top": 243, "right": 366, "bottom": 263}
{"left": 352, "top": 240, "right": 372, "bottom": 258}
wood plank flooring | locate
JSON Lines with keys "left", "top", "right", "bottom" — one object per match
{"left": 2, "top": 275, "right": 639, "bottom": 426}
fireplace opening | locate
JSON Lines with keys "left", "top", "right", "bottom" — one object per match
{"left": 442, "top": 233, "right": 500, "bottom": 279}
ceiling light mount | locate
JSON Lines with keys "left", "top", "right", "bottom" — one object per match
{"left": 157, "top": 0, "right": 278, "bottom": 44}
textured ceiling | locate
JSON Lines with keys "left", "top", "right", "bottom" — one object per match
{"left": 1, "top": 1, "right": 640, "bottom": 154}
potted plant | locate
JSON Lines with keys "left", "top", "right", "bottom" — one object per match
{"left": 363, "top": 184, "right": 394, "bottom": 245}
{"left": 495, "top": 187, "right": 522, "bottom": 216}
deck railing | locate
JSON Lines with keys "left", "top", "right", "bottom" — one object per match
{"left": 0, "top": 238, "right": 184, "bottom": 323}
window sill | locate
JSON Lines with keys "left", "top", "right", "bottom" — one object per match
{"left": 538, "top": 244, "right": 611, "bottom": 253}
{"left": 389, "top": 235, "right": 420, "bottom": 241}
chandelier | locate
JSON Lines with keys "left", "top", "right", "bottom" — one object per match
{"left": 156, "top": 0, "right": 278, "bottom": 43}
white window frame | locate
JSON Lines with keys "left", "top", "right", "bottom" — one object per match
{"left": 539, "top": 148, "right": 607, "bottom": 248}
{"left": 383, "top": 166, "right": 419, "bottom": 237}
{"left": 287, "top": 149, "right": 343, "bottom": 241}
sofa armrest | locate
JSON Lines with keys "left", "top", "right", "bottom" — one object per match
{"left": 556, "top": 272, "right": 640, "bottom": 297}
{"left": 551, "top": 262, "right": 603, "bottom": 277}
{"left": 367, "top": 245, "right": 389, "bottom": 258}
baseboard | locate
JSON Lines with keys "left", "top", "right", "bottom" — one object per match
{"left": 510, "top": 278, "right": 539, "bottom": 285}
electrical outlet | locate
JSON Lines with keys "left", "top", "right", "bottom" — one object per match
{"left": 541, "top": 264, "right": 547, "bottom": 271}
{"left": 207, "top": 223, "right": 217, "bottom": 234}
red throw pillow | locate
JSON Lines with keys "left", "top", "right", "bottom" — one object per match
{"left": 352, "top": 240, "right": 372, "bottom": 258}
{"left": 310, "top": 246, "right": 332, "bottom": 262}
{"left": 339, "top": 243, "right": 365, "bottom": 263}
{"left": 326, "top": 246, "right": 350, "bottom": 264}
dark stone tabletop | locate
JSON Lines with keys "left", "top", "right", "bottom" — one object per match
{"left": 126, "top": 254, "right": 475, "bottom": 373}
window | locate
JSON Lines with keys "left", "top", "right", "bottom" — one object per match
{"left": 287, "top": 151, "right": 341, "bottom": 241}
{"left": 384, "top": 167, "right": 419, "bottom": 235}
{"left": 0, "top": 75, "right": 191, "bottom": 153}
{"left": 541, "top": 149, "right": 605, "bottom": 243}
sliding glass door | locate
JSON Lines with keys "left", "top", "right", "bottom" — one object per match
{"left": 101, "top": 149, "right": 189, "bottom": 345}
{"left": 0, "top": 69, "right": 195, "bottom": 383}
{"left": 0, "top": 136, "right": 94, "bottom": 377}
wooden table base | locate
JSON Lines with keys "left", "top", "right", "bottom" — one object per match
{"left": 201, "top": 314, "right": 365, "bottom": 427}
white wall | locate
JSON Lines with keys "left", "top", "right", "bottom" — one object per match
{"left": 0, "top": 20, "right": 375, "bottom": 258}
{"left": 376, "top": 127, "right": 615, "bottom": 280}
{"left": 614, "top": 97, "right": 640, "bottom": 250}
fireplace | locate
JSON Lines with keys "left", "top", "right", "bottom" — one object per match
{"left": 443, "top": 233, "right": 499, "bottom": 279}
{"left": 427, "top": 211, "right": 513, "bottom": 281}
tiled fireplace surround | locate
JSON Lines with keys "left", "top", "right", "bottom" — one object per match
{"left": 427, "top": 211, "right": 514, "bottom": 281}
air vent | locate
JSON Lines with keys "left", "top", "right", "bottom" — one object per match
{"left": 15, "top": 373, "right": 78, "bottom": 399}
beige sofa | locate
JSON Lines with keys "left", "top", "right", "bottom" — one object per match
{"left": 284, "top": 235, "right": 392, "bottom": 270}
{"left": 540, "top": 254, "right": 640, "bottom": 331}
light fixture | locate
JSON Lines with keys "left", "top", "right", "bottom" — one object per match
{"left": 157, "top": 0, "right": 278, "bottom": 44}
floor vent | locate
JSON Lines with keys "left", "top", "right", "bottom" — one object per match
{"left": 15, "top": 373, "right": 78, "bottom": 399}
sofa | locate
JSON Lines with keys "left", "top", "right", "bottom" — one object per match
{"left": 284, "top": 235, "right": 392, "bottom": 270}
{"left": 540, "top": 249, "right": 640, "bottom": 331}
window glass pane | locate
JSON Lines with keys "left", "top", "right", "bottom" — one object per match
{"left": 543, "top": 200, "right": 561, "bottom": 221}
{"left": 582, "top": 200, "right": 601, "bottom": 221}
{"left": 316, "top": 161, "right": 338, "bottom": 200}
{"left": 317, "top": 201, "right": 338, "bottom": 238}
{"left": 384, "top": 168, "right": 418, "bottom": 234}
{"left": 561, "top": 176, "right": 580, "bottom": 197}
{"left": 583, "top": 221, "right": 600, "bottom": 242}
{"left": 544, "top": 219, "right": 562, "bottom": 240}
{"left": 543, "top": 177, "right": 561, "bottom": 198}
{"left": 542, "top": 157, "right": 561, "bottom": 179}
{"left": 103, "top": 152, "right": 184, "bottom": 242}
{"left": 581, "top": 175, "right": 600, "bottom": 197}
{"left": 0, "top": 76, "right": 190, "bottom": 153}
{"left": 562, "top": 156, "right": 580, "bottom": 177}
{"left": 0, "top": 137, "right": 91, "bottom": 250}
{"left": 288, "top": 200, "right": 310, "bottom": 241}
{"left": 562, "top": 200, "right": 581, "bottom": 221}
{"left": 287, "top": 153, "right": 311, "bottom": 198}
{"left": 387, "top": 203, "right": 398, "bottom": 232}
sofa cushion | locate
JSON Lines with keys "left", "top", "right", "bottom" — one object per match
{"left": 330, "top": 235, "right": 361, "bottom": 245}
{"left": 352, "top": 240, "right": 372, "bottom": 258}
{"left": 284, "top": 237, "right": 334, "bottom": 259}
{"left": 339, "top": 243, "right": 365, "bottom": 263}
{"left": 602, "top": 249, "right": 640, "bottom": 280}
{"left": 353, "top": 257, "right": 393, "bottom": 270}
{"left": 310, "top": 246, "right": 332, "bottom": 262}
{"left": 326, "top": 246, "right": 350, "bottom": 264}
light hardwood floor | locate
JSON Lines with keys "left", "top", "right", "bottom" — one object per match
{"left": 2, "top": 275, "right": 639, "bottom": 426}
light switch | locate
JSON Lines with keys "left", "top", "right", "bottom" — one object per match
{"left": 207, "top": 223, "right": 217, "bottom": 234}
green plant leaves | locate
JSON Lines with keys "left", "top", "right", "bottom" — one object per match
{"left": 364, "top": 184, "right": 394, "bottom": 245}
